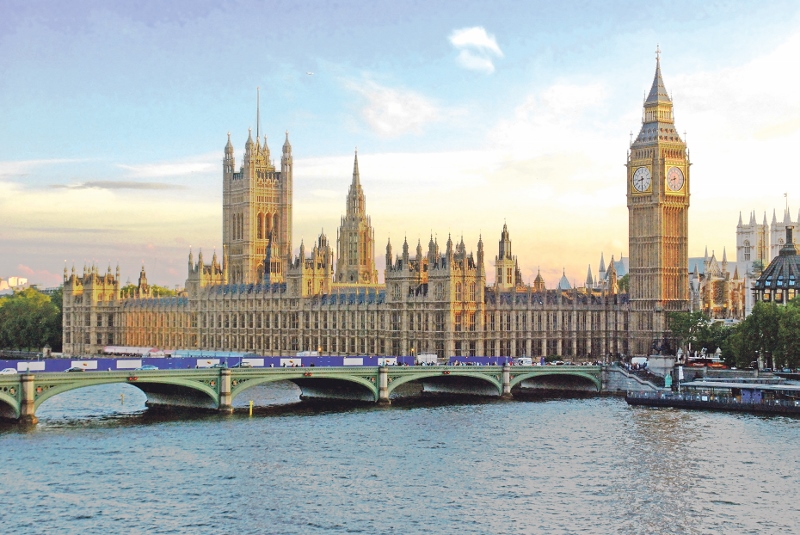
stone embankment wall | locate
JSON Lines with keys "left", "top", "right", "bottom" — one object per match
{"left": 602, "top": 366, "right": 662, "bottom": 394}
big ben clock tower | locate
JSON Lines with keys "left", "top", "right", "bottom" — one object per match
{"left": 627, "top": 48, "right": 690, "bottom": 355}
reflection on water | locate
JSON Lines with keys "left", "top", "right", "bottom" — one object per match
{"left": 2, "top": 387, "right": 800, "bottom": 534}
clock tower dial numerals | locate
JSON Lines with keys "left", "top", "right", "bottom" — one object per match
{"left": 632, "top": 166, "right": 652, "bottom": 192}
{"left": 667, "top": 166, "right": 685, "bottom": 191}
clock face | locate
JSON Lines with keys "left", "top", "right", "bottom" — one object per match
{"left": 667, "top": 166, "right": 685, "bottom": 191}
{"left": 632, "top": 166, "right": 652, "bottom": 192}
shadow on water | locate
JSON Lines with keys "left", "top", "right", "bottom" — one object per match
{"left": 0, "top": 378, "right": 605, "bottom": 433}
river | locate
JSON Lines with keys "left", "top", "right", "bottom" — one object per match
{"left": 1, "top": 383, "right": 799, "bottom": 534}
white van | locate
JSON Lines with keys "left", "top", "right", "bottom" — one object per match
{"left": 515, "top": 357, "right": 533, "bottom": 366}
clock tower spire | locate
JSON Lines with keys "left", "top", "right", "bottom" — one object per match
{"left": 627, "top": 48, "right": 690, "bottom": 355}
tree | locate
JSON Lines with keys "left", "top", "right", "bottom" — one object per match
{"left": 617, "top": 274, "right": 629, "bottom": 293}
{"left": 119, "top": 283, "right": 176, "bottom": 297}
{"left": 150, "top": 285, "right": 177, "bottom": 297}
{"left": 667, "top": 311, "right": 707, "bottom": 356}
{"left": 731, "top": 302, "right": 784, "bottom": 369}
{"left": 0, "top": 288, "right": 62, "bottom": 351}
{"left": 776, "top": 304, "right": 800, "bottom": 369}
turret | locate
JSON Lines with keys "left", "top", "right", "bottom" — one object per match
{"left": 385, "top": 238, "right": 393, "bottom": 269}
{"left": 477, "top": 235, "right": 485, "bottom": 276}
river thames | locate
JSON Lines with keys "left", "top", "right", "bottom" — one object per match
{"left": 2, "top": 384, "right": 799, "bottom": 534}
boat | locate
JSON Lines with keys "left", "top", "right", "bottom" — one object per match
{"left": 626, "top": 379, "right": 800, "bottom": 415}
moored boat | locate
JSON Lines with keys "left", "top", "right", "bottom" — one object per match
{"left": 626, "top": 380, "right": 800, "bottom": 415}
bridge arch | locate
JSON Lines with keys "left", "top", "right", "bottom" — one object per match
{"left": 33, "top": 377, "right": 219, "bottom": 412}
{"left": 0, "top": 390, "right": 20, "bottom": 419}
{"left": 231, "top": 372, "right": 378, "bottom": 402}
{"left": 387, "top": 370, "right": 503, "bottom": 397}
{"left": 508, "top": 371, "right": 601, "bottom": 392}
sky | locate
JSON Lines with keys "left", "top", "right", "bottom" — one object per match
{"left": 2, "top": 0, "right": 800, "bottom": 289}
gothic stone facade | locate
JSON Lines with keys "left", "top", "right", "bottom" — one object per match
{"left": 63, "top": 57, "right": 694, "bottom": 359}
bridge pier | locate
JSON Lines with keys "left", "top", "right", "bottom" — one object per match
{"left": 19, "top": 374, "right": 38, "bottom": 425}
{"left": 501, "top": 364, "right": 513, "bottom": 400}
{"left": 377, "top": 366, "right": 390, "bottom": 405}
{"left": 218, "top": 368, "right": 234, "bottom": 413}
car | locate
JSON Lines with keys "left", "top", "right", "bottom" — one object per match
{"left": 0, "top": 367, "right": 18, "bottom": 375}
{"left": 232, "top": 362, "right": 252, "bottom": 368}
{"left": 135, "top": 365, "right": 159, "bottom": 371}
{"left": 66, "top": 366, "right": 86, "bottom": 372}
{"left": 211, "top": 363, "right": 228, "bottom": 368}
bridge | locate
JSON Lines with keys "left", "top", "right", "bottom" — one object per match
{"left": 0, "top": 365, "right": 603, "bottom": 424}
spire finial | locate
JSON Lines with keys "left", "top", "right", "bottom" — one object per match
{"left": 656, "top": 44, "right": 660, "bottom": 63}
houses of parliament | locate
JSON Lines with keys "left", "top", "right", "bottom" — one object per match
{"left": 62, "top": 54, "right": 691, "bottom": 359}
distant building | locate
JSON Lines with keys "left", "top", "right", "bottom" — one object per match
{"left": 754, "top": 227, "right": 799, "bottom": 305}
{"left": 689, "top": 249, "right": 746, "bottom": 320}
{"left": 0, "top": 276, "right": 29, "bottom": 295}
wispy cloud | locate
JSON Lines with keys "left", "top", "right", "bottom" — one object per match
{"left": 347, "top": 80, "right": 444, "bottom": 137}
{"left": 51, "top": 180, "right": 186, "bottom": 190}
{"left": 449, "top": 26, "right": 503, "bottom": 74}
{"left": 0, "top": 158, "right": 90, "bottom": 179}
{"left": 116, "top": 154, "right": 217, "bottom": 178}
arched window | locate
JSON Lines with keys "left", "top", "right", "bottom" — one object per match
{"left": 257, "top": 213, "right": 264, "bottom": 239}
{"left": 455, "top": 282, "right": 462, "bottom": 301}
{"left": 743, "top": 240, "right": 751, "bottom": 262}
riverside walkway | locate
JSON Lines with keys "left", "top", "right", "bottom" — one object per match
{"left": 0, "top": 365, "right": 603, "bottom": 424}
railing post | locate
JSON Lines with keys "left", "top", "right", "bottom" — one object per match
{"left": 19, "top": 373, "right": 38, "bottom": 425}
{"left": 501, "top": 364, "right": 513, "bottom": 400}
{"left": 218, "top": 368, "right": 233, "bottom": 413}
{"left": 378, "top": 365, "right": 390, "bottom": 405}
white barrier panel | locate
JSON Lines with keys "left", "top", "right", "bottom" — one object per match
{"left": 71, "top": 361, "right": 98, "bottom": 370}
{"left": 280, "top": 359, "right": 301, "bottom": 367}
{"left": 17, "top": 362, "right": 45, "bottom": 372}
{"left": 242, "top": 358, "right": 264, "bottom": 367}
{"left": 117, "top": 360, "right": 143, "bottom": 369}
{"left": 195, "top": 359, "right": 220, "bottom": 368}
{"left": 343, "top": 357, "right": 363, "bottom": 366}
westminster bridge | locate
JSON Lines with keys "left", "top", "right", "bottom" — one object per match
{"left": 0, "top": 365, "right": 609, "bottom": 424}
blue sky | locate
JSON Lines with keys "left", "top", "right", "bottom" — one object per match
{"left": 2, "top": 0, "right": 800, "bottom": 287}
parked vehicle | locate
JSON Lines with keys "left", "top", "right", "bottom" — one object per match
{"left": 0, "top": 368, "right": 18, "bottom": 375}
{"left": 135, "top": 365, "right": 159, "bottom": 371}
{"left": 66, "top": 366, "right": 86, "bottom": 372}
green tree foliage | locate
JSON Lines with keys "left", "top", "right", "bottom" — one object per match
{"left": 668, "top": 311, "right": 737, "bottom": 364}
{"left": 119, "top": 283, "right": 175, "bottom": 297}
{"left": 727, "top": 299, "right": 800, "bottom": 369}
{"left": 667, "top": 311, "right": 707, "bottom": 354}
{"left": 0, "top": 288, "right": 62, "bottom": 351}
{"left": 617, "top": 274, "right": 629, "bottom": 293}
{"left": 150, "top": 285, "right": 177, "bottom": 297}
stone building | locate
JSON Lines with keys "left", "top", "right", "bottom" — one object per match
{"left": 689, "top": 249, "right": 746, "bottom": 320}
{"left": 626, "top": 48, "right": 691, "bottom": 354}
{"left": 754, "top": 227, "right": 800, "bottom": 305}
{"left": 63, "top": 53, "right": 690, "bottom": 360}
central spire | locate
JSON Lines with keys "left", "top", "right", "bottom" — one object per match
{"left": 645, "top": 45, "right": 671, "bottom": 105}
{"left": 352, "top": 147, "right": 360, "bottom": 186}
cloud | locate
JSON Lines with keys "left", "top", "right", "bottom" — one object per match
{"left": 0, "top": 158, "right": 89, "bottom": 179}
{"left": 449, "top": 26, "right": 503, "bottom": 74}
{"left": 347, "top": 80, "right": 444, "bottom": 137}
{"left": 51, "top": 180, "right": 186, "bottom": 190}
{"left": 15, "top": 264, "right": 63, "bottom": 287}
{"left": 116, "top": 154, "right": 217, "bottom": 178}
